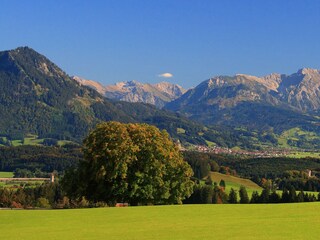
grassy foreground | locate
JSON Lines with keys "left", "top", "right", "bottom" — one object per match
{"left": 1, "top": 203, "right": 320, "bottom": 240}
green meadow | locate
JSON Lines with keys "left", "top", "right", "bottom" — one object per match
{"left": 0, "top": 172, "right": 14, "bottom": 178}
{"left": 1, "top": 203, "right": 320, "bottom": 240}
{"left": 209, "top": 172, "right": 262, "bottom": 196}
{"left": 0, "top": 172, "right": 44, "bottom": 187}
{"left": 0, "top": 172, "right": 13, "bottom": 187}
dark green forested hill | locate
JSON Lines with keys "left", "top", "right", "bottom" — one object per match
{"left": 0, "top": 47, "right": 132, "bottom": 140}
{"left": 0, "top": 47, "right": 235, "bottom": 146}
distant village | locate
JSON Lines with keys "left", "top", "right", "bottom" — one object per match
{"left": 184, "top": 144, "right": 318, "bottom": 158}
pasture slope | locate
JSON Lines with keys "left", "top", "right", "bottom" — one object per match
{"left": 1, "top": 203, "right": 320, "bottom": 240}
{"left": 209, "top": 172, "right": 262, "bottom": 195}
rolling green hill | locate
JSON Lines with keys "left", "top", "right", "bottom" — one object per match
{"left": 209, "top": 172, "right": 262, "bottom": 194}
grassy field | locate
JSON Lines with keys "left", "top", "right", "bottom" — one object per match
{"left": 23, "top": 135, "right": 44, "bottom": 145}
{"left": 10, "top": 134, "right": 44, "bottom": 146}
{"left": 0, "top": 134, "right": 75, "bottom": 147}
{"left": 177, "top": 127, "right": 186, "bottom": 134}
{"left": 287, "top": 151, "right": 320, "bottom": 158}
{"left": 209, "top": 172, "right": 262, "bottom": 195}
{"left": 0, "top": 172, "right": 13, "bottom": 187}
{"left": 57, "top": 140, "right": 75, "bottom": 146}
{"left": 0, "top": 172, "right": 45, "bottom": 187}
{"left": 0, "top": 172, "right": 14, "bottom": 178}
{"left": 1, "top": 203, "right": 320, "bottom": 240}
{"left": 277, "top": 127, "right": 320, "bottom": 149}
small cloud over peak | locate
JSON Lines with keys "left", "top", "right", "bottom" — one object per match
{"left": 158, "top": 72, "right": 173, "bottom": 78}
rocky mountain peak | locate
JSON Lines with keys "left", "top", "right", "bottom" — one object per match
{"left": 8, "top": 46, "right": 66, "bottom": 79}
{"left": 167, "top": 68, "right": 320, "bottom": 116}
{"left": 154, "top": 81, "right": 186, "bottom": 96}
{"left": 73, "top": 76, "right": 107, "bottom": 95}
{"left": 13, "top": 46, "right": 36, "bottom": 54}
{"left": 298, "top": 68, "right": 320, "bottom": 75}
{"left": 205, "top": 77, "right": 227, "bottom": 88}
{"left": 124, "top": 80, "right": 142, "bottom": 87}
{"left": 72, "top": 77, "right": 187, "bottom": 108}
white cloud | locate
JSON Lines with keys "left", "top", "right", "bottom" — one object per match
{"left": 158, "top": 72, "right": 173, "bottom": 78}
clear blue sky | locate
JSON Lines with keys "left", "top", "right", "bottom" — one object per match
{"left": 1, "top": 0, "right": 320, "bottom": 88}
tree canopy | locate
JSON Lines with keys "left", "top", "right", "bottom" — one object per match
{"left": 62, "top": 121, "right": 194, "bottom": 205}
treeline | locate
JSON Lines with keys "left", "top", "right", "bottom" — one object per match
{"left": 0, "top": 183, "right": 64, "bottom": 209}
{"left": 0, "top": 182, "right": 106, "bottom": 209}
{"left": 183, "top": 151, "right": 236, "bottom": 179}
{"left": 2, "top": 182, "right": 319, "bottom": 209}
{"left": 184, "top": 184, "right": 320, "bottom": 204}
{"left": 0, "top": 145, "right": 81, "bottom": 173}
{"left": 13, "top": 168, "right": 51, "bottom": 178}
{"left": 250, "top": 187, "right": 319, "bottom": 204}
{"left": 211, "top": 154, "right": 320, "bottom": 179}
{"left": 277, "top": 170, "right": 320, "bottom": 192}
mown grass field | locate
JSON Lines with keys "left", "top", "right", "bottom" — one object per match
{"left": 0, "top": 171, "right": 44, "bottom": 187}
{"left": 1, "top": 203, "right": 320, "bottom": 240}
{"left": 0, "top": 181, "right": 44, "bottom": 188}
{"left": 0, "top": 171, "right": 14, "bottom": 178}
{"left": 0, "top": 172, "right": 13, "bottom": 187}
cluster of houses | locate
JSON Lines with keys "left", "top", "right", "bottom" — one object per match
{"left": 192, "top": 145, "right": 294, "bottom": 158}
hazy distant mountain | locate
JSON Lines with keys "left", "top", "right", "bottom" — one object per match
{"left": 72, "top": 76, "right": 106, "bottom": 95}
{"left": 167, "top": 68, "right": 320, "bottom": 113}
{"left": 278, "top": 68, "right": 320, "bottom": 111}
{"left": 73, "top": 77, "right": 186, "bottom": 108}
{"left": 165, "top": 69, "right": 320, "bottom": 135}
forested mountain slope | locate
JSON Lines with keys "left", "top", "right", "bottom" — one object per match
{"left": 0, "top": 47, "right": 230, "bottom": 146}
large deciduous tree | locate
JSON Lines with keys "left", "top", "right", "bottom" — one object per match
{"left": 62, "top": 121, "right": 194, "bottom": 205}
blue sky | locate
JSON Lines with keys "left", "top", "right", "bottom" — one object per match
{"left": 1, "top": 0, "right": 320, "bottom": 88}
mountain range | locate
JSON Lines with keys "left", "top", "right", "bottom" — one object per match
{"left": 165, "top": 69, "right": 320, "bottom": 127}
{"left": 73, "top": 76, "right": 186, "bottom": 108}
{"left": 0, "top": 47, "right": 230, "bottom": 147}
{"left": 1, "top": 46, "right": 320, "bottom": 150}
{"left": 167, "top": 68, "right": 320, "bottom": 112}
{"left": 74, "top": 68, "right": 320, "bottom": 115}
{"left": 165, "top": 69, "right": 320, "bottom": 149}
{"left": 79, "top": 67, "right": 320, "bottom": 149}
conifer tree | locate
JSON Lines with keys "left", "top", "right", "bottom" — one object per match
{"left": 297, "top": 191, "right": 304, "bottom": 202}
{"left": 228, "top": 188, "right": 238, "bottom": 204}
{"left": 239, "top": 186, "right": 249, "bottom": 204}
{"left": 250, "top": 191, "right": 260, "bottom": 203}
{"left": 219, "top": 179, "right": 226, "bottom": 189}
